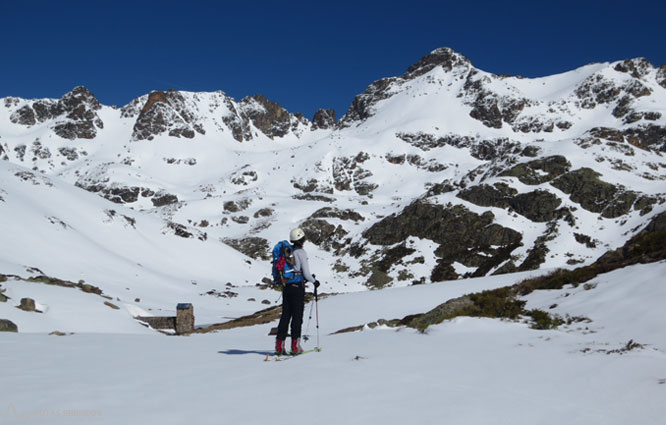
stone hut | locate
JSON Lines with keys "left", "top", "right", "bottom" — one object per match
{"left": 136, "top": 303, "right": 194, "bottom": 335}
{"left": 176, "top": 303, "right": 194, "bottom": 334}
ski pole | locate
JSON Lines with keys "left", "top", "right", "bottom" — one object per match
{"left": 315, "top": 286, "right": 320, "bottom": 349}
{"left": 304, "top": 296, "right": 315, "bottom": 341}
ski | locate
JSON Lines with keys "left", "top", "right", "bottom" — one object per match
{"left": 264, "top": 347, "right": 321, "bottom": 362}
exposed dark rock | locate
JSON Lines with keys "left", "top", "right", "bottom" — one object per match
{"left": 332, "top": 154, "right": 377, "bottom": 195}
{"left": 614, "top": 58, "right": 652, "bottom": 78}
{"left": 363, "top": 201, "right": 522, "bottom": 280}
{"left": 374, "top": 243, "right": 416, "bottom": 274}
{"left": 14, "top": 144, "right": 26, "bottom": 161}
{"left": 151, "top": 193, "right": 179, "bottom": 207}
{"left": 231, "top": 216, "right": 249, "bottom": 224}
{"left": 54, "top": 87, "right": 103, "bottom": 139}
{"left": 312, "top": 207, "right": 365, "bottom": 222}
{"left": 457, "top": 183, "right": 516, "bottom": 207}
{"left": 300, "top": 218, "right": 347, "bottom": 250}
{"left": 396, "top": 132, "right": 449, "bottom": 151}
{"left": 58, "top": 147, "right": 79, "bottom": 161}
{"left": 612, "top": 95, "right": 633, "bottom": 118}
{"left": 575, "top": 74, "right": 622, "bottom": 108}
{"left": 492, "top": 261, "right": 518, "bottom": 276}
{"left": 10, "top": 105, "right": 37, "bottom": 126}
{"left": 10, "top": 87, "right": 103, "bottom": 139}
{"left": 589, "top": 127, "right": 625, "bottom": 142}
{"left": 430, "top": 260, "right": 459, "bottom": 281}
{"left": 521, "top": 145, "right": 541, "bottom": 157}
{"left": 512, "top": 117, "right": 556, "bottom": 134}
{"left": 240, "top": 94, "right": 296, "bottom": 139}
{"left": 340, "top": 77, "right": 395, "bottom": 126}
{"left": 403, "top": 295, "right": 474, "bottom": 331}
{"left": 222, "top": 97, "right": 253, "bottom": 142}
{"left": 406, "top": 47, "right": 471, "bottom": 77}
{"left": 223, "top": 237, "right": 270, "bottom": 260}
{"left": 499, "top": 155, "right": 571, "bottom": 185}
{"left": 80, "top": 283, "right": 102, "bottom": 294}
{"left": 469, "top": 96, "right": 503, "bottom": 129}
{"left": 574, "top": 233, "right": 597, "bottom": 248}
{"left": 104, "top": 301, "right": 120, "bottom": 310}
{"left": 396, "top": 133, "right": 521, "bottom": 162}
{"left": 166, "top": 222, "right": 206, "bottom": 241}
{"left": 386, "top": 153, "right": 406, "bottom": 164}
{"left": 472, "top": 138, "right": 521, "bottom": 161}
{"left": 82, "top": 185, "right": 139, "bottom": 204}
{"left": 645, "top": 210, "right": 666, "bottom": 233}
{"left": 223, "top": 199, "right": 251, "bottom": 213}
{"left": 292, "top": 193, "right": 336, "bottom": 203}
{"left": 18, "top": 298, "right": 37, "bottom": 312}
{"left": 253, "top": 208, "right": 274, "bottom": 218}
{"left": 634, "top": 195, "right": 658, "bottom": 216}
{"left": 519, "top": 222, "right": 560, "bottom": 271}
{"left": 657, "top": 65, "right": 666, "bottom": 89}
{"left": 32, "top": 99, "right": 64, "bottom": 122}
{"left": 623, "top": 125, "right": 666, "bottom": 151}
{"left": 132, "top": 90, "right": 205, "bottom": 141}
{"left": 551, "top": 168, "right": 637, "bottom": 218}
{"left": 556, "top": 121, "right": 573, "bottom": 130}
{"left": 164, "top": 157, "right": 197, "bottom": 166}
{"left": 510, "top": 191, "right": 563, "bottom": 222}
{"left": 31, "top": 141, "right": 51, "bottom": 159}
{"left": 77, "top": 184, "right": 176, "bottom": 205}
{"left": 459, "top": 184, "right": 562, "bottom": 222}
{"left": 231, "top": 169, "right": 258, "bottom": 186}
{"left": 53, "top": 121, "right": 98, "bottom": 140}
{"left": 624, "top": 80, "right": 652, "bottom": 98}
{"left": 0, "top": 319, "right": 18, "bottom": 332}
{"left": 293, "top": 178, "right": 319, "bottom": 193}
{"left": 312, "top": 109, "right": 336, "bottom": 129}
{"left": 366, "top": 270, "right": 393, "bottom": 289}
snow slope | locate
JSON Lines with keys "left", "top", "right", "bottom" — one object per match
{"left": 1, "top": 261, "right": 664, "bottom": 425}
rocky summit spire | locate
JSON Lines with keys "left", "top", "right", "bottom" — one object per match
{"left": 312, "top": 108, "right": 336, "bottom": 130}
{"left": 8, "top": 86, "right": 103, "bottom": 139}
{"left": 405, "top": 47, "right": 472, "bottom": 77}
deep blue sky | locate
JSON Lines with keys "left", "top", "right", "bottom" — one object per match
{"left": 2, "top": 0, "right": 664, "bottom": 120}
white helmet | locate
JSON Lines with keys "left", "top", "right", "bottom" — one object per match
{"left": 290, "top": 227, "right": 306, "bottom": 242}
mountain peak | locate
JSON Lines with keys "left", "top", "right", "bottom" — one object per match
{"left": 406, "top": 47, "right": 472, "bottom": 77}
{"left": 612, "top": 57, "right": 654, "bottom": 79}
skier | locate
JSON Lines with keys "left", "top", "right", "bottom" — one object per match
{"left": 275, "top": 227, "right": 320, "bottom": 355}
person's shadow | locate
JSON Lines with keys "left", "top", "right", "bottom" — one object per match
{"left": 218, "top": 349, "right": 273, "bottom": 356}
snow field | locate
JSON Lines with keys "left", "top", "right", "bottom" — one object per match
{"left": 2, "top": 262, "right": 666, "bottom": 425}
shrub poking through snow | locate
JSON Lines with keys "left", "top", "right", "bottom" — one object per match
{"left": 527, "top": 309, "right": 564, "bottom": 330}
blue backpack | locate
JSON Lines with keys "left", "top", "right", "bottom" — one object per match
{"left": 272, "top": 240, "right": 304, "bottom": 286}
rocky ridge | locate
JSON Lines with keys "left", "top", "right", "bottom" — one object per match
{"left": 1, "top": 47, "right": 666, "bottom": 290}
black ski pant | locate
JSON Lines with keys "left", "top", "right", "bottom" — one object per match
{"left": 276, "top": 283, "right": 305, "bottom": 340}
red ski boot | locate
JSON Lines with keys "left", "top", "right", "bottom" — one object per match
{"left": 275, "top": 339, "right": 286, "bottom": 355}
{"left": 291, "top": 338, "right": 303, "bottom": 355}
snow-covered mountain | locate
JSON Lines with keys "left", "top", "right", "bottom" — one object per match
{"left": 1, "top": 47, "right": 665, "bottom": 333}
{"left": 2, "top": 46, "right": 666, "bottom": 425}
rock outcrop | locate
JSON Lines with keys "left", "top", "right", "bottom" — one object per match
{"left": 132, "top": 90, "right": 206, "bottom": 140}
{"left": 312, "top": 109, "right": 336, "bottom": 129}
{"left": 0, "top": 319, "right": 18, "bottom": 332}
{"left": 10, "top": 86, "right": 103, "bottom": 139}
{"left": 363, "top": 201, "right": 522, "bottom": 281}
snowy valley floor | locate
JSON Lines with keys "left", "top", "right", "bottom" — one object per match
{"left": 1, "top": 262, "right": 665, "bottom": 425}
